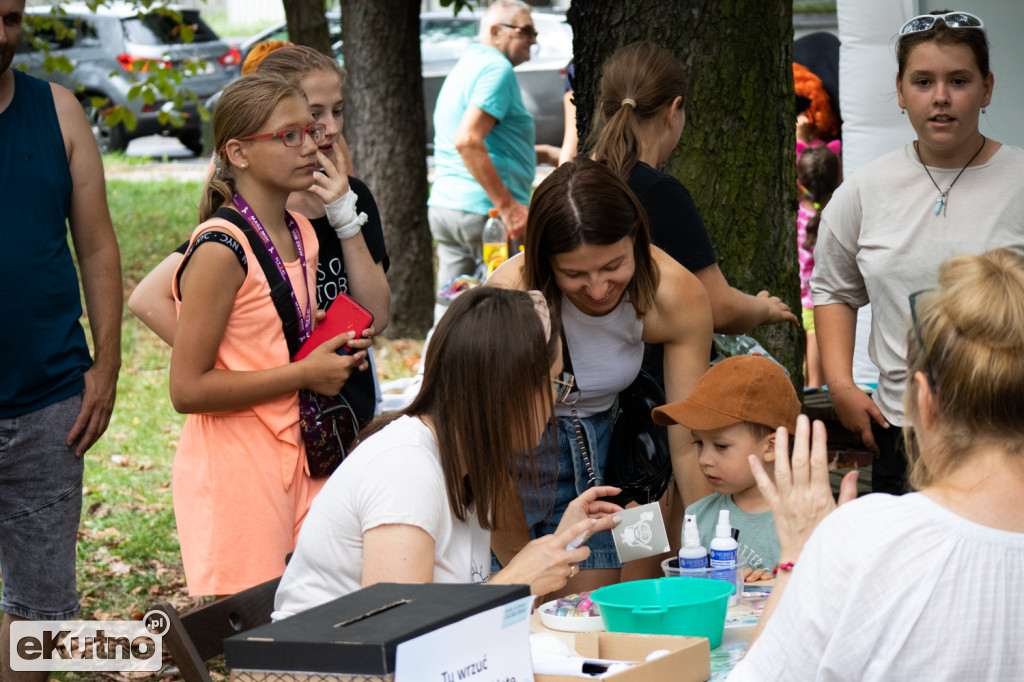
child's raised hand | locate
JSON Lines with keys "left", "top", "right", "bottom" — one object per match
{"left": 309, "top": 141, "right": 350, "bottom": 206}
{"left": 299, "top": 331, "right": 367, "bottom": 395}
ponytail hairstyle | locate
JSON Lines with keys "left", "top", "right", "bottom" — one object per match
{"left": 796, "top": 144, "right": 841, "bottom": 251}
{"left": 199, "top": 74, "right": 306, "bottom": 222}
{"left": 588, "top": 41, "right": 688, "bottom": 181}
{"left": 903, "top": 248, "right": 1024, "bottom": 489}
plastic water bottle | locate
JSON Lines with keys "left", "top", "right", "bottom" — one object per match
{"left": 482, "top": 208, "right": 508, "bottom": 276}
{"left": 678, "top": 514, "right": 708, "bottom": 578}
{"left": 710, "top": 509, "right": 739, "bottom": 605}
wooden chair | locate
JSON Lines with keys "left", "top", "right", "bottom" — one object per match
{"left": 151, "top": 576, "right": 281, "bottom": 682}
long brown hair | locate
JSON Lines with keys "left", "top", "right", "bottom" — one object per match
{"left": 199, "top": 74, "right": 305, "bottom": 222}
{"left": 524, "top": 157, "right": 659, "bottom": 316}
{"left": 904, "top": 248, "right": 1024, "bottom": 488}
{"left": 363, "top": 287, "right": 560, "bottom": 531}
{"left": 588, "top": 41, "right": 688, "bottom": 181}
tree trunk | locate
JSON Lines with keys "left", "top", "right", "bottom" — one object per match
{"left": 568, "top": 0, "right": 804, "bottom": 389}
{"left": 341, "top": 0, "right": 433, "bottom": 338}
{"left": 282, "top": 0, "right": 332, "bottom": 56}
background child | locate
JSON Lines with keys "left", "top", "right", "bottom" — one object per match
{"left": 653, "top": 354, "right": 801, "bottom": 581}
{"left": 796, "top": 143, "right": 841, "bottom": 388}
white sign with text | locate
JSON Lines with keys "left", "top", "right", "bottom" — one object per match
{"left": 395, "top": 594, "right": 534, "bottom": 682}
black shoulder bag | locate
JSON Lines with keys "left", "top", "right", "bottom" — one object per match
{"left": 187, "top": 208, "right": 359, "bottom": 478}
{"left": 561, "top": 332, "right": 672, "bottom": 506}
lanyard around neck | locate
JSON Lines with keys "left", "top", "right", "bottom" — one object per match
{"left": 231, "top": 192, "right": 312, "bottom": 344}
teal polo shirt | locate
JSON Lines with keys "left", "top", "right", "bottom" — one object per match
{"left": 429, "top": 43, "right": 535, "bottom": 216}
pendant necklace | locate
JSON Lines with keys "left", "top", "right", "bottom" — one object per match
{"left": 916, "top": 136, "right": 986, "bottom": 217}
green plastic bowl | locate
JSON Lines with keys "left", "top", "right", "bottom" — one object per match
{"left": 589, "top": 577, "right": 733, "bottom": 648}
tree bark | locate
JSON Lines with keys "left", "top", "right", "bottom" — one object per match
{"left": 282, "top": 0, "right": 333, "bottom": 56}
{"left": 341, "top": 0, "right": 433, "bottom": 337}
{"left": 568, "top": 0, "right": 804, "bottom": 389}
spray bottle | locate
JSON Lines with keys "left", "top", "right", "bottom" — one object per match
{"left": 710, "top": 509, "right": 739, "bottom": 605}
{"left": 678, "top": 514, "right": 708, "bottom": 577}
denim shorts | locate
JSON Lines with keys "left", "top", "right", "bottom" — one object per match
{"left": 0, "top": 392, "right": 85, "bottom": 620}
{"left": 521, "top": 408, "right": 621, "bottom": 570}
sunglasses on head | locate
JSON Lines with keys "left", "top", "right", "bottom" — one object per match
{"left": 899, "top": 11, "right": 984, "bottom": 38}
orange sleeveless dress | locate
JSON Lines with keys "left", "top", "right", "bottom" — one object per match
{"left": 171, "top": 213, "right": 326, "bottom": 596}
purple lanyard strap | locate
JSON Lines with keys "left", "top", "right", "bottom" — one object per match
{"left": 231, "top": 192, "right": 313, "bottom": 344}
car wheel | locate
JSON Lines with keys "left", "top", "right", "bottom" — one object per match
{"left": 79, "top": 96, "right": 129, "bottom": 154}
{"left": 176, "top": 131, "right": 204, "bottom": 157}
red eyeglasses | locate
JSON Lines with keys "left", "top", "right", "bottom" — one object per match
{"left": 240, "top": 123, "right": 327, "bottom": 148}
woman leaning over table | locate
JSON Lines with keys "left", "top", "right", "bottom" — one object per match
{"left": 812, "top": 10, "right": 1024, "bottom": 494}
{"left": 487, "top": 157, "right": 712, "bottom": 596}
{"left": 729, "top": 248, "right": 1024, "bottom": 680}
{"left": 273, "top": 287, "right": 622, "bottom": 619}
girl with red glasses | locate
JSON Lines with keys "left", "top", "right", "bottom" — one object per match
{"left": 168, "top": 74, "right": 363, "bottom": 597}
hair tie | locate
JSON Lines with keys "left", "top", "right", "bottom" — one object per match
{"left": 213, "top": 153, "right": 224, "bottom": 177}
{"left": 526, "top": 290, "right": 551, "bottom": 342}
{"left": 621, "top": 98, "right": 636, "bottom": 109}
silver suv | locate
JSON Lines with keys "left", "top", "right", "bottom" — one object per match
{"left": 14, "top": 2, "right": 241, "bottom": 154}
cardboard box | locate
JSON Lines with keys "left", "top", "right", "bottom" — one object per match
{"left": 224, "top": 583, "right": 530, "bottom": 676}
{"left": 536, "top": 632, "right": 710, "bottom": 682}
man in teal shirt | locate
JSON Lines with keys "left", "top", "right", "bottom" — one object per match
{"left": 428, "top": 0, "right": 536, "bottom": 325}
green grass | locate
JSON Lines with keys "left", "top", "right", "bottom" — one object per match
{"left": 2, "top": 176, "right": 422, "bottom": 680}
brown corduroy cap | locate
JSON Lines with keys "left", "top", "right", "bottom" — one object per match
{"left": 652, "top": 354, "right": 801, "bottom": 432}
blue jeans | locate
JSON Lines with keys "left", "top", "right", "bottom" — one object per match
{"left": 523, "top": 408, "right": 621, "bottom": 570}
{"left": 0, "top": 392, "right": 84, "bottom": 620}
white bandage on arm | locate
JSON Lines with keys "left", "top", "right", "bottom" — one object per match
{"left": 325, "top": 189, "right": 369, "bottom": 240}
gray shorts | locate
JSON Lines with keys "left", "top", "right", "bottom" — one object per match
{"left": 0, "top": 392, "right": 85, "bottom": 620}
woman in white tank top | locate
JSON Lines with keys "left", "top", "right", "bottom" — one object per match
{"left": 487, "top": 157, "right": 713, "bottom": 596}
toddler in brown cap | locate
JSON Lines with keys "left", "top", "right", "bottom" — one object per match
{"left": 652, "top": 354, "right": 801, "bottom": 581}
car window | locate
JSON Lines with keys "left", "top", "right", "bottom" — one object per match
{"left": 20, "top": 16, "right": 98, "bottom": 51}
{"left": 121, "top": 10, "right": 219, "bottom": 45}
{"left": 420, "top": 18, "right": 477, "bottom": 64}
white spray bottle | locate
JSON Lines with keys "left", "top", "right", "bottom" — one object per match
{"left": 710, "top": 509, "right": 739, "bottom": 605}
{"left": 678, "top": 514, "right": 708, "bottom": 577}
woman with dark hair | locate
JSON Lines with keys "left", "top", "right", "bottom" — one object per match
{"left": 812, "top": 10, "right": 1024, "bottom": 494}
{"left": 487, "top": 157, "right": 713, "bottom": 594}
{"left": 273, "top": 287, "right": 622, "bottom": 618}
{"left": 730, "top": 248, "right": 1024, "bottom": 679}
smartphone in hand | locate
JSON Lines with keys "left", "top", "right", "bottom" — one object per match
{"left": 294, "top": 293, "right": 373, "bottom": 361}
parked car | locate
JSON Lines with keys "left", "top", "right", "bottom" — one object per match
{"left": 14, "top": 2, "right": 242, "bottom": 154}
{"left": 220, "top": 9, "right": 571, "bottom": 153}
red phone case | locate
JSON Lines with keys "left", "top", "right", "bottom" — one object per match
{"left": 293, "top": 293, "right": 374, "bottom": 361}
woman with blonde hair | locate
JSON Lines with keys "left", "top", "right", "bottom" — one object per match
{"left": 731, "top": 249, "right": 1024, "bottom": 679}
